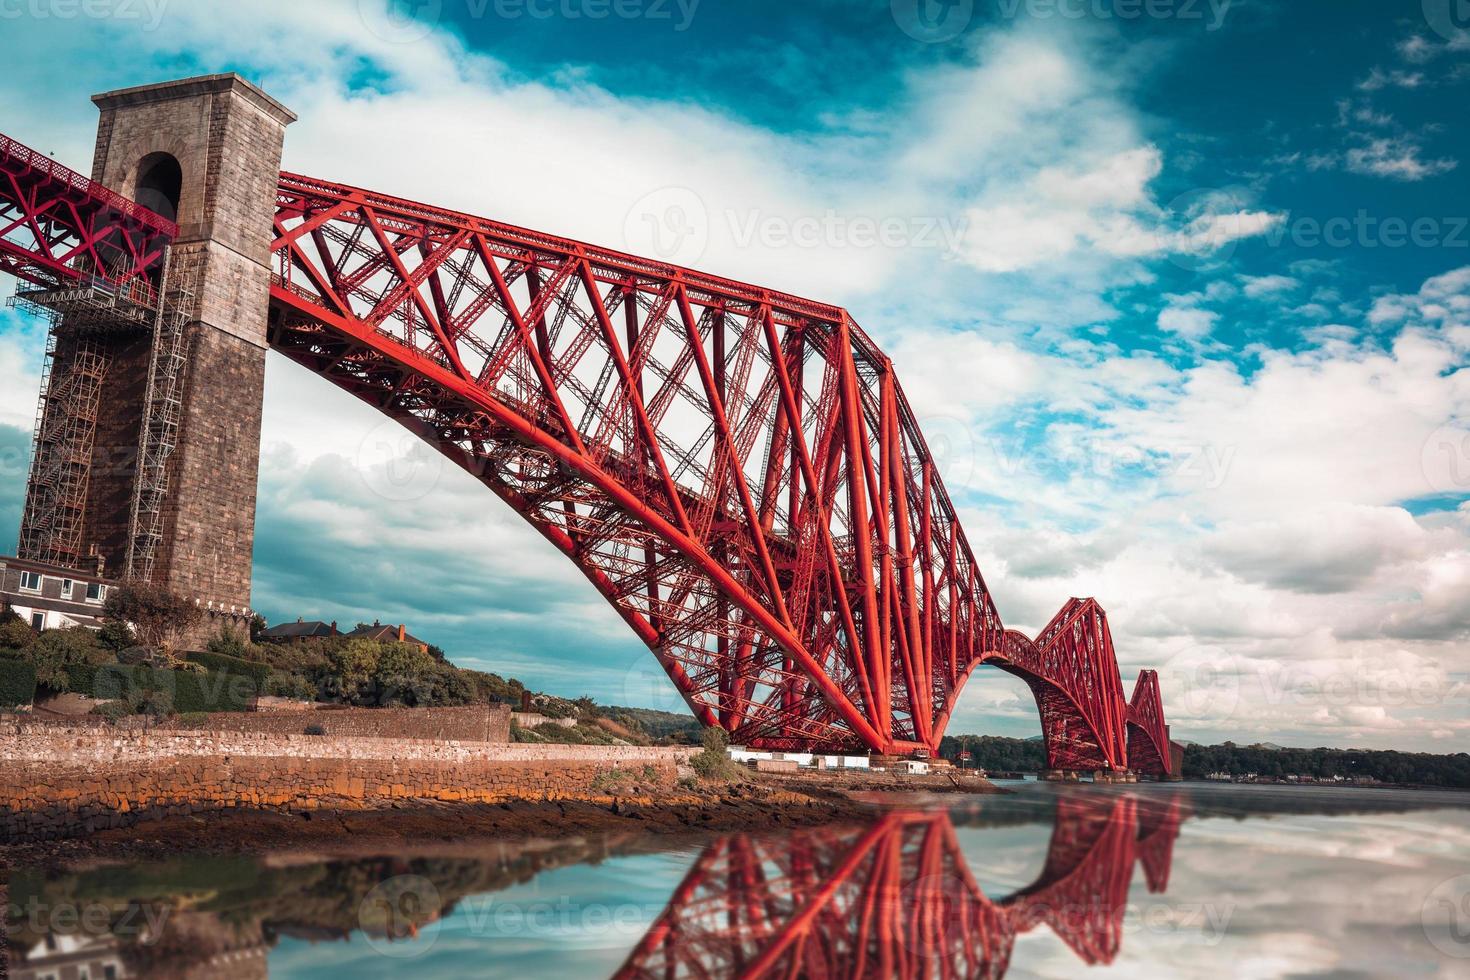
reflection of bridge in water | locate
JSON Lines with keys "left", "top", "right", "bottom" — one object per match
{"left": 616, "top": 792, "right": 1190, "bottom": 979}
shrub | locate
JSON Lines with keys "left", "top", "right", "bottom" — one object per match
{"left": 102, "top": 581, "right": 202, "bottom": 652}
{"left": 187, "top": 650, "right": 270, "bottom": 687}
{"left": 96, "top": 619, "right": 136, "bottom": 654}
{"left": 264, "top": 672, "right": 317, "bottom": 701}
{"left": 304, "top": 724, "right": 326, "bottom": 736}
{"left": 0, "top": 618, "right": 37, "bottom": 652}
{"left": 68, "top": 663, "right": 253, "bottom": 714}
{"left": 90, "top": 700, "right": 130, "bottom": 722}
{"left": 205, "top": 627, "right": 250, "bottom": 660}
{"left": 22, "top": 629, "right": 104, "bottom": 692}
{"left": 690, "top": 727, "right": 740, "bottom": 781}
{"left": 0, "top": 659, "right": 37, "bottom": 709}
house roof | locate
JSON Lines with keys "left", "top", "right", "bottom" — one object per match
{"left": 346, "top": 622, "right": 428, "bottom": 647}
{"left": 260, "top": 619, "right": 340, "bottom": 639}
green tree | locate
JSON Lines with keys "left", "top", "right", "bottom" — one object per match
{"left": 96, "top": 619, "right": 136, "bottom": 654}
{"left": 0, "top": 617, "right": 37, "bottom": 652}
{"left": 23, "top": 629, "right": 105, "bottom": 692}
{"left": 321, "top": 638, "right": 382, "bottom": 703}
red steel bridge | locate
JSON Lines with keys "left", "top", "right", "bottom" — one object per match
{"left": 1, "top": 127, "right": 1178, "bottom": 771}
{"left": 615, "top": 791, "right": 1190, "bottom": 978}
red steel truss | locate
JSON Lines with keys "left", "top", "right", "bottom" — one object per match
{"left": 614, "top": 792, "right": 1191, "bottom": 979}
{"left": 265, "top": 171, "right": 1176, "bottom": 757}
{"left": 0, "top": 122, "right": 1179, "bottom": 760}
{"left": 1127, "top": 669, "right": 1178, "bottom": 778}
{"left": 0, "top": 132, "right": 174, "bottom": 305}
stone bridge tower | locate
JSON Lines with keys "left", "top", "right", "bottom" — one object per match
{"left": 17, "top": 75, "right": 294, "bottom": 628}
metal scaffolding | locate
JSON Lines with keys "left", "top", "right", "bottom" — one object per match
{"left": 15, "top": 329, "right": 109, "bottom": 566}
{"left": 126, "top": 247, "right": 201, "bottom": 582}
{"left": 10, "top": 246, "right": 198, "bottom": 579}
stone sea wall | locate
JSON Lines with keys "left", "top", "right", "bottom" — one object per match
{"left": 0, "top": 717, "right": 698, "bottom": 842}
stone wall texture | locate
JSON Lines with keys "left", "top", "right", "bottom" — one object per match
{"left": 156, "top": 703, "right": 513, "bottom": 742}
{"left": 0, "top": 718, "right": 698, "bottom": 842}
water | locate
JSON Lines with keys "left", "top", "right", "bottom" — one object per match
{"left": 7, "top": 783, "right": 1470, "bottom": 978}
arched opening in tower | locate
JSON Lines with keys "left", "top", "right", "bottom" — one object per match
{"left": 135, "top": 152, "right": 183, "bottom": 223}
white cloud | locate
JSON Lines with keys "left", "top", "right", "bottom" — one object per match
{"left": 1157, "top": 294, "right": 1220, "bottom": 339}
{"left": 1344, "top": 137, "right": 1458, "bottom": 181}
{"left": 1240, "top": 274, "right": 1299, "bottom": 299}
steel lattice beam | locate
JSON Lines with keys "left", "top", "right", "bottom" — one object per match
{"left": 1127, "top": 669, "right": 1178, "bottom": 778}
{"left": 0, "top": 131, "right": 174, "bottom": 303}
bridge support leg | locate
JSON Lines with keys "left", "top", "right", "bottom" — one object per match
{"left": 1042, "top": 770, "right": 1083, "bottom": 783}
{"left": 20, "top": 75, "right": 294, "bottom": 644}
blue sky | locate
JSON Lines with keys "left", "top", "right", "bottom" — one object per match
{"left": 0, "top": 0, "right": 1467, "bottom": 750}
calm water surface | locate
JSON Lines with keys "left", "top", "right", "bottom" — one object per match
{"left": 8, "top": 783, "right": 1470, "bottom": 978}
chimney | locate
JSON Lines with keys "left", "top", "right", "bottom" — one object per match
{"left": 398, "top": 624, "right": 406, "bottom": 642}
{"left": 330, "top": 620, "right": 338, "bottom": 632}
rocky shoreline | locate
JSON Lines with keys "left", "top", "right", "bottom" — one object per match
{"left": 0, "top": 778, "right": 877, "bottom": 869}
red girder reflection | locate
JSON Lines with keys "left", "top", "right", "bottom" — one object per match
{"left": 615, "top": 792, "right": 1192, "bottom": 979}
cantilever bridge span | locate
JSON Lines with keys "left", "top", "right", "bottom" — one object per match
{"left": 1, "top": 96, "right": 1177, "bottom": 768}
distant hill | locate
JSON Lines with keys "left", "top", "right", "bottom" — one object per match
{"left": 602, "top": 705, "right": 702, "bottom": 743}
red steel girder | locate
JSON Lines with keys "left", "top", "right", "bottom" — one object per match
{"left": 0, "top": 122, "right": 1177, "bottom": 760}
{"left": 268, "top": 170, "right": 1005, "bottom": 754}
{"left": 0, "top": 131, "right": 174, "bottom": 302}
{"left": 1127, "top": 668, "right": 1177, "bottom": 778}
